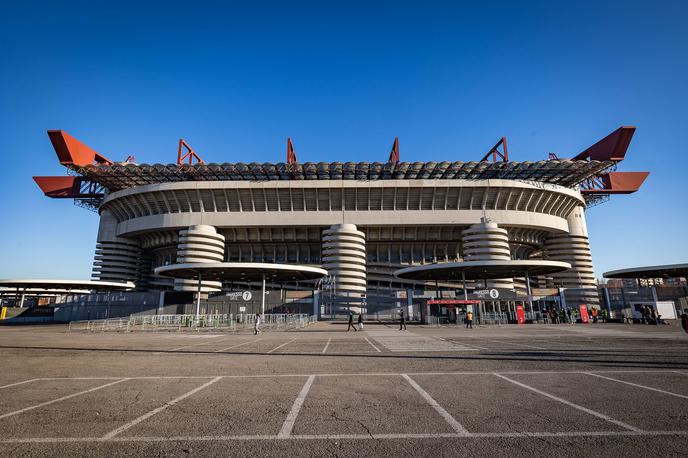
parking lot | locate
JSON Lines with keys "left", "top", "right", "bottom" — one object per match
{"left": 1, "top": 322, "right": 687, "bottom": 457}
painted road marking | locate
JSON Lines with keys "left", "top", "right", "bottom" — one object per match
{"left": 278, "top": 375, "right": 316, "bottom": 438}
{"left": 364, "top": 337, "right": 382, "bottom": 352}
{"left": 0, "top": 378, "right": 40, "bottom": 390}
{"left": 322, "top": 337, "right": 332, "bottom": 354}
{"left": 214, "top": 339, "right": 262, "bottom": 352}
{"left": 585, "top": 372, "right": 688, "bottom": 400}
{"left": 493, "top": 373, "right": 643, "bottom": 432}
{"left": 402, "top": 374, "right": 470, "bottom": 436}
{"left": 0, "top": 378, "right": 129, "bottom": 420}
{"left": 102, "top": 376, "right": 223, "bottom": 439}
{"left": 0, "top": 369, "right": 681, "bottom": 383}
{"left": 374, "top": 336, "right": 477, "bottom": 352}
{"left": 1, "top": 430, "right": 687, "bottom": 443}
{"left": 267, "top": 338, "right": 297, "bottom": 354}
{"left": 484, "top": 339, "right": 546, "bottom": 350}
{"left": 168, "top": 336, "right": 226, "bottom": 352}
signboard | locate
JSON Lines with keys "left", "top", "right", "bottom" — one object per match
{"left": 580, "top": 304, "right": 589, "bottom": 324}
{"left": 457, "top": 288, "right": 524, "bottom": 300}
{"left": 427, "top": 299, "right": 480, "bottom": 305}
{"left": 516, "top": 305, "right": 525, "bottom": 324}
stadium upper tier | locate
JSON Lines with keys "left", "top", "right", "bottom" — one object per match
{"left": 71, "top": 159, "right": 614, "bottom": 192}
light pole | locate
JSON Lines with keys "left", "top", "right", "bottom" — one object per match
{"left": 261, "top": 272, "right": 266, "bottom": 315}
{"left": 195, "top": 271, "right": 202, "bottom": 322}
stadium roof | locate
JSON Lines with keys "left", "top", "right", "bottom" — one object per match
{"left": 71, "top": 159, "right": 614, "bottom": 193}
{"left": 603, "top": 263, "right": 688, "bottom": 279}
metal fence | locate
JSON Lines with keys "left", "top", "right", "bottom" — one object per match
{"left": 68, "top": 313, "right": 316, "bottom": 333}
{"left": 480, "top": 312, "right": 508, "bottom": 325}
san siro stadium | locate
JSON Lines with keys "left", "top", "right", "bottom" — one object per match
{"left": 33, "top": 128, "right": 648, "bottom": 320}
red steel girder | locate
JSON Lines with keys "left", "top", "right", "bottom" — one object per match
{"left": 388, "top": 137, "right": 399, "bottom": 163}
{"left": 480, "top": 137, "right": 508, "bottom": 163}
{"left": 580, "top": 171, "right": 649, "bottom": 194}
{"left": 177, "top": 139, "right": 204, "bottom": 165}
{"left": 572, "top": 126, "right": 635, "bottom": 162}
{"left": 287, "top": 138, "right": 297, "bottom": 164}
{"left": 47, "top": 130, "right": 112, "bottom": 167}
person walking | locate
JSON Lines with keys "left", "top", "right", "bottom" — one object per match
{"left": 466, "top": 310, "right": 474, "bottom": 329}
{"left": 680, "top": 309, "right": 688, "bottom": 334}
{"left": 254, "top": 313, "right": 262, "bottom": 335}
{"left": 357, "top": 313, "right": 363, "bottom": 331}
{"left": 347, "top": 311, "right": 357, "bottom": 332}
{"left": 399, "top": 309, "right": 407, "bottom": 331}
{"left": 566, "top": 308, "right": 572, "bottom": 324}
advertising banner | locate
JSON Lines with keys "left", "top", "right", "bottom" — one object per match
{"left": 516, "top": 305, "right": 525, "bottom": 324}
{"left": 580, "top": 304, "right": 589, "bottom": 324}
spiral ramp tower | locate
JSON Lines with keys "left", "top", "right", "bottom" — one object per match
{"left": 92, "top": 238, "right": 143, "bottom": 284}
{"left": 461, "top": 219, "right": 514, "bottom": 289}
{"left": 322, "top": 224, "right": 367, "bottom": 313}
{"left": 173, "top": 225, "right": 225, "bottom": 292}
{"left": 544, "top": 206, "right": 599, "bottom": 306}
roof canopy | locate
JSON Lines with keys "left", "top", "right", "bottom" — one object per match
{"left": 395, "top": 260, "right": 571, "bottom": 281}
{"left": 0, "top": 279, "right": 135, "bottom": 291}
{"left": 603, "top": 263, "right": 688, "bottom": 280}
{"left": 154, "top": 262, "right": 328, "bottom": 282}
{"left": 72, "top": 159, "right": 614, "bottom": 192}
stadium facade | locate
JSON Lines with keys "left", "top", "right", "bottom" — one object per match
{"left": 34, "top": 128, "right": 648, "bottom": 314}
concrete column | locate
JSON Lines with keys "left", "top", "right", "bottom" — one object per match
{"left": 461, "top": 218, "right": 513, "bottom": 289}
{"left": 173, "top": 225, "right": 225, "bottom": 292}
{"left": 544, "top": 205, "right": 599, "bottom": 307}
{"left": 322, "top": 223, "right": 367, "bottom": 314}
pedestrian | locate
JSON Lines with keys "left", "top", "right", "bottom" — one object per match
{"left": 466, "top": 310, "right": 473, "bottom": 329}
{"left": 566, "top": 308, "right": 572, "bottom": 324}
{"left": 254, "top": 313, "right": 261, "bottom": 335}
{"left": 347, "top": 311, "right": 357, "bottom": 332}
{"left": 399, "top": 309, "right": 407, "bottom": 331}
{"left": 650, "top": 306, "right": 658, "bottom": 325}
{"left": 680, "top": 309, "right": 688, "bottom": 334}
{"left": 357, "top": 313, "right": 363, "bottom": 331}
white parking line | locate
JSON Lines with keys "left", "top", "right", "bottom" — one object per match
{"left": 0, "top": 378, "right": 40, "bottom": 390}
{"left": 278, "top": 375, "right": 316, "bottom": 438}
{"left": 673, "top": 371, "right": 688, "bottom": 377}
{"left": 484, "top": 339, "right": 546, "bottom": 350}
{"left": 2, "top": 370, "right": 679, "bottom": 384}
{"left": 102, "top": 376, "right": 223, "bottom": 439}
{"left": 585, "top": 372, "right": 688, "bottom": 400}
{"left": 0, "top": 378, "right": 129, "bottom": 420}
{"left": 214, "top": 339, "right": 262, "bottom": 352}
{"left": 267, "top": 338, "right": 297, "bottom": 354}
{"left": 402, "top": 374, "right": 470, "bottom": 435}
{"left": 2, "top": 430, "right": 688, "bottom": 443}
{"left": 322, "top": 338, "right": 332, "bottom": 354}
{"left": 169, "top": 336, "right": 226, "bottom": 352}
{"left": 364, "top": 337, "right": 381, "bottom": 353}
{"left": 493, "top": 373, "right": 643, "bottom": 432}
{"left": 459, "top": 342, "right": 490, "bottom": 351}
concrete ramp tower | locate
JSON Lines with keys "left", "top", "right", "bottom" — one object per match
{"left": 173, "top": 225, "right": 225, "bottom": 292}
{"left": 462, "top": 218, "right": 514, "bottom": 289}
{"left": 322, "top": 224, "right": 367, "bottom": 312}
{"left": 544, "top": 206, "right": 599, "bottom": 306}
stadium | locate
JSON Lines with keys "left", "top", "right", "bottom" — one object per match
{"left": 32, "top": 127, "right": 648, "bottom": 320}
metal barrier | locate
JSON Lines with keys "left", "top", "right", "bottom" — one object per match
{"left": 68, "top": 313, "right": 315, "bottom": 332}
{"left": 480, "top": 312, "right": 508, "bottom": 325}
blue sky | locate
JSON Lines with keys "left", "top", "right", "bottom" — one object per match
{"left": 1, "top": 1, "right": 686, "bottom": 280}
